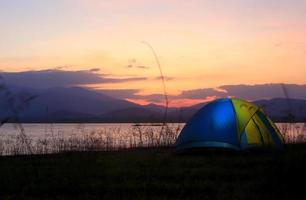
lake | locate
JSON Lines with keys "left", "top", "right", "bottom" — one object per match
{"left": 0, "top": 123, "right": 305, "bottom": 155}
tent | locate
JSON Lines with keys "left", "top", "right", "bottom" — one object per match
{"left": 175, "top": 98, "right": 284, "bottom": 151}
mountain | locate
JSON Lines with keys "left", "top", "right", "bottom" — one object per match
{"left": 32, "top": 87, "right": 138, "bottom": 114}
{"left": 98, "top": 107, "right": 163, "bottom": 123}
{"left": 254, "top": 98, "right": 306, "bottom": 122}
{"left": 90, "top": 98, "right": 306, "bottom": 123}
{"left": 168, "top": 102, "right": 208, "bottom": 122}
{"left": 43, "top": 110, "right": 96, "bottom": 123}
{"left": 0, "top": 86, "right": 140, "bottom": 122}
{"left": 1, "top": 85, "right": 306, "bottom": 123}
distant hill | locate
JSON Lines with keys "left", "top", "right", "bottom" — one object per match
{"left": 98, "top": 107, "right": 162, "bottom": 123}
{"left": 1, "top": 85, "right": 306, "bottom": 123}
{"left": 0, "top": 86, "right": 139, "bottom": 122}
{"left": 254, "top": 98, "right": 306, "bottom": 122}
{"left": 90, "top": 98, "right": 306, "bottom": 123}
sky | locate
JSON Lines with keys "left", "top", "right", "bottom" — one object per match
{"left": 1, "top": 0, "right": 306, "bottom": 106}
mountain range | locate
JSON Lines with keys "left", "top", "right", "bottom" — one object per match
{"left": 1, "top": 86, "right": 306, "bottom": 123}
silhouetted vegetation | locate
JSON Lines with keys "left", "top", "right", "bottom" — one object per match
{"left": 1, "top": 123, "right": 306, "bottom": 156}
{"left": 0, "top": 124, "right": 182, "bottom": 155}
{"left": 0, "top": 144, "right": 305, "bottom": 199}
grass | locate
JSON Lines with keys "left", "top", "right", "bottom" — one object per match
{"left": 0, "top": 124, "right": 181, "bottom": 155}
{"left": 0, "top": 144, "right": 306, "bottom": 199}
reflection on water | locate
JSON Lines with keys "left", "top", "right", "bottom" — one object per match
{"left": 0, "top": 123, "right": 305, "bottom": 155}
{"left": 0, "top": 123, "right": 183, "bottom": 155}
{"left": 278, "top": 123, "right": 306, "bottom": 143}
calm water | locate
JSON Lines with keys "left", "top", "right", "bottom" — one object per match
{"left": 0, "top": 123, "right": 305, "bottom": 155}
{"left": 0, "top": 123, "right": 183, "bottom": 141}
{"left": 0, "top": 123, "right": 183, "bottom": 155}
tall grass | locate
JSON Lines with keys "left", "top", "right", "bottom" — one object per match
{"left": 0, "top": 75, "right": 36, "bottom": 155}
{"left": 278, "top": 123, "right": 306, "bottom": 143}
{"left": 1, "top": 122, "right": 306, "bottom": 156}
{"left": 0, "top": 123, "right": 183, "bottom": 156}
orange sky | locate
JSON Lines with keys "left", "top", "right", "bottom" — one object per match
{"left": 1, "top": 0, "right": 306, "bottom": 106}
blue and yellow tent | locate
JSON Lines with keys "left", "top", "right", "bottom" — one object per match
{"left": 176, "top": 98, "right": 284, "bottom": 151}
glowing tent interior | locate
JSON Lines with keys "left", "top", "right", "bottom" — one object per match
{"left": 175, "top": 98, "right": 284, "bottom": 151}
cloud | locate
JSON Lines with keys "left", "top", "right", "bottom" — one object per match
{"left": 178, "top": 84, "right": 306, "bottom": 101}
{"left": 219, "top": 84, "right": 306, "bottom": 100}
{"left": 97, "top": 89, "right": 140, "bottom": 99}
{"left": 89, "top": 68, "right": 101, "bottom": 72}
{"left": 0, "top": 69, "right": 147, "bottom": 89}
{"left": 179, "top": 88, "right": 227, "bottom": 99}
{"left": 98, "top": 89, "right": 170, "bottom": 104}
{"left": 97, "top": 89, "right": 175, "bottom": 106}
{"left": 136, "top": 94, "right": 168, "bottom": 103}
{"left": 123, "top": 83, "right": 306, "bottom": 107}
{"left": 125, "top": 58, "right": 150, "bottom": 69}
{"left": 125, "top": 65, "right": 150, "bottom": 69}
{"left": 154, "top": 76, "right": 174, "bottom": 81}
{"left": 136, "top": 65, "right": 149, "bottom": 69}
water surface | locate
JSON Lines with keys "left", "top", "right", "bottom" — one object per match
{"left": 0, "top": 123, "right": 305, "bottom": 155}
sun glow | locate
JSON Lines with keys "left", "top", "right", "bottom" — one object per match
{"left": 1, "top": 0, "right": 306, "bottom": 106}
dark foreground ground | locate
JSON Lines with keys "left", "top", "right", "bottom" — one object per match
{"left": 1, "top": 144, "right": 306, "bottom": 200}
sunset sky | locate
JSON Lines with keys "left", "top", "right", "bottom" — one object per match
{"left": 1, "top": 0, "right": 306, "bottom": 106}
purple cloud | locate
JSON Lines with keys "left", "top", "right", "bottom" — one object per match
{"left": 120, "top": 84, "right": 306, "bottom": 105}
{"left": 1, "top": 69, "right": 147, "bottom": 89}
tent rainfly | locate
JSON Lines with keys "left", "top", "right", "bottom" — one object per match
{"left": 175, "top": 98, "right": 284, "bottom": 151}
